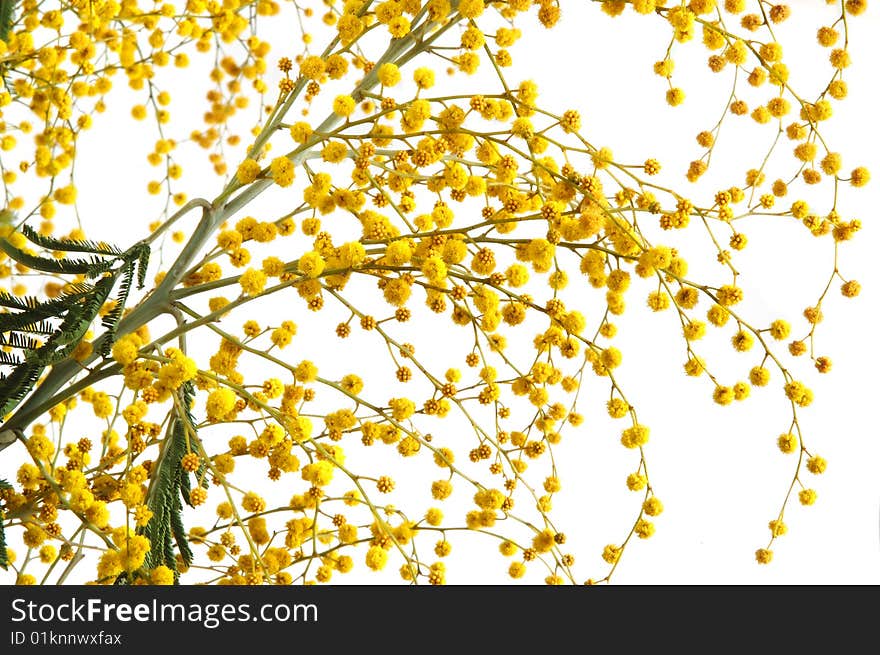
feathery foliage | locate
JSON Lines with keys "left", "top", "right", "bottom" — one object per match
{"left": 139, "top": 381, "right": 203, "bottom": 580}
{"left": 0, "top": 0, "right": 14, "bottom": 43}
{"left": 17, "top": 224, "right": 124, "bottom": 257}
{"left": 0, "top": 226, "right": 150, "bottom": 419}
{"left": 0, "top": 478, "right": 11, "bottom": 570}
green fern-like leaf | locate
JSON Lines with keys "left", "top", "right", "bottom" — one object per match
{"left": 170, "top": 507, "right": 193, "bottom": 568}
{"left": 0, "top": 226, "right": 150, "bottom": 424}
{"left": 0, "top": 291, "right": 45, "bottom": 312}
{"left": 0, "top": 331, "right": 40, "bottom": 350}
{"left": 0, "top": 284, "right": 95, "bottom": 318}
{"left": 0, "top": 238, "right": 114, "bottom": 277}
{"left": 0, "top": 1, "right": 15, "bottom": 43}
{"left": 0, "top": 309, "right": 53, "bottom": 333}
{"left": 0, "top": 478, "right": 13, "bottom": 570}
{"left": 0, "top": 318, "right": 57, "bottom": 342}
{"left": 0, "top": 364, "right": 42, "bottom": 418}
{"left": 29, "top": 275, "right": 115, "bottom": 367}
{"left": 0, "top": 350, "right": 23, "bottom": 366}
{"left": 135, "top": 245, "right": 150, "bottom": 288}
{"left": 13, "top": 319, "right": 57, "bottom": 335}
{"left": 141, "top": 420, "right": 187, "bottom": 573}
{"left": 0, "top": 518, "right": 7, "bottom": 570}
{"left": 19, "top": 223, "right": 123, "bottom": 256}
{"left": 99, "top": 261, "right": 136, "bottom": 356}
{"left": 0, "top": 279, "right": 110, "bottom": 416}
{"left": 0, "top": 522, "right": 7, "bottom": 570}
{"left": 140, "top": 382, "right": 202, "bottom": 578}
